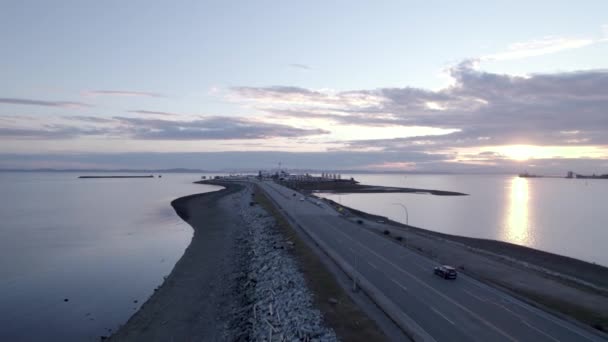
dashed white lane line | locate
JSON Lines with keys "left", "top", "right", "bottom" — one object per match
{"left": 462, "top": 277, "right": 596, "bottom": 341}
{"left": 463, "top": 289, "right": 488, "bottom": 303}
{"left": 367, "top": 261, "right": 379, "bottom": 270}
{"left": 390, "top": 277, "right": 408, "bottom": 292}
{"left": 521, "top": 320, "right": 561, "bottom": 342}
{"left": 487, "top": 299, "right": 562, "bottom": 341}
{"left": 490, "top": 301, "right": 524, "bottom": 320}
{"left": 334, "top": 226, "right": 518, "bottom": 342}
{"left": 264, "top": 183, "right": 595, "bottom": 342}
{"left": 430, "top": 306, "right": 456, "bottom": 325}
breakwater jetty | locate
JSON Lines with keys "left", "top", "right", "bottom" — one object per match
{"left": 78, "top": 175, "right": 155, "bottom": 179}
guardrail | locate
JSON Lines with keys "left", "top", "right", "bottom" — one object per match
{"left": 258, "top": 182, "right": 435, "bottom": 342}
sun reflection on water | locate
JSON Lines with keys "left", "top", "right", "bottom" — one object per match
{"left": 503, "top": 177, "right": 531, "bottom": 245}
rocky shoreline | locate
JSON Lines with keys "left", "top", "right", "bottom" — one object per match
{"left": 110, "top": 183, "right": 337, "bottom": 341}
{"left": 226, "top": 187, "right": 338, "bottom": 341}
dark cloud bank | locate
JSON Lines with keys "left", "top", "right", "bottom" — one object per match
{"left": 2, "top": 152, "right": 606, "bottom": 174}
{"left": 0, "top": 97, "right": 92, "bottom": 108}
{"left": 236, "top": 62, "right": 608, "bottom": 150}
{"left": 2, "top": 63, "right": 607, "bottom": 172}
{"left": 0, "top": 116, "right": 328, "bottom": 140}
{"left": 84, "top": 90, "right": 165, "bottom": 98}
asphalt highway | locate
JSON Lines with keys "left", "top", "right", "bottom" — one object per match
{"left": 258, "top": 180, "right": 605, "bottom": 342}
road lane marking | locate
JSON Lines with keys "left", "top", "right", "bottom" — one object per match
{"left": 490, "top": 301, "right": 524, "bottom": 320}
{"left": 463, "top": 289, "right": 488, "bottom": 302}
{"left": 521, "top": 320, "right": 561, "bottom": 342}
{"left": 430, "top": 306, "right": 455, "bottom": 325}
{"left": 390, "top": 277, "right": 408, "bottom": 292}
{"left": 334, "top": 226, "right": 518, "bottom": 342}
{"left": 263, "top": 183, "right": 598, "bottom": 342}
{"left": 368, "top": 261, "right": 379, "bottom": 270}
{"left": 461, "top": 277, "right": 597, "bottom": 341}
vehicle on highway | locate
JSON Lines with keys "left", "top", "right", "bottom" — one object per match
{"left": 434, "top": 265, "right": 457, "bottom": 279}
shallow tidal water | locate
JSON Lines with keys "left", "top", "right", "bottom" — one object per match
{"left": 318, "top": 174, "right": 608, "bottom": 266}
{"left": 0, "top": 172, "right": 220, "bottom": 341}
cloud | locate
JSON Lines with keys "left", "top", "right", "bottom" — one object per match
{"left": 83, "top": 90, "right": 165, "bottom": 98}
{"left": 232, "top": 63, "right": 608, "bottom": 158}
{"left": 479, "top": 25, "right": 608, "bottom": 63}
{"left": 3, "top": 151, "right": 606, "bottom": 174}
{"left": 0, "top": 116, "right": 329, "bottom": 140}
{"left": 65, "top": 116, "right": 116, "bottom": 123}
{"left": 482, "top": 37, "right": 595, "bottom": 61}
{"left": 3, "top": 40, "right": 608, "bottom": 171}
{"left": 289, "top": 63, "right": 311, "bottom": 70}
{"left": 231, "top": 86, "right": 386, "bottom": 109}
{"left": 0, "top": 97, "right": 92, "bottom": 108}
{"left": 127, "top": 110, "right": 179, "bottom": 116}
{"left": 0, "top": 151, "right": 449, "bottom": 171}
{"left": 231, "top": 86, "right": 323, "bottom": 102}
{"left": 0, "top": 125, "right": 112, "bottom": 139}
{"left": 112, "top": 116, "right": 329, "bottom": 140}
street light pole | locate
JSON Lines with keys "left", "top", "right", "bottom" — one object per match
{"left": 391, "top": 203, "right": 408, "bottom": 225}
{"left": 353, "top": 216, "right": 360, "bottom": 292}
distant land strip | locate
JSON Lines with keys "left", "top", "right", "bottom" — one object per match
{"left": 78, "top": 175, "right": 155, "bottom": 179}
{"left": 291, "top": 182, "right": 468, "bottom": 196}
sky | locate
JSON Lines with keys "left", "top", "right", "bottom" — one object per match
{"left": 1, "top": 1, "right": 608, "bottom": 172}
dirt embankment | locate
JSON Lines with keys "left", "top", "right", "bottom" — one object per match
{"left": 110, "top": 184, "right": 245, "bottom": 341}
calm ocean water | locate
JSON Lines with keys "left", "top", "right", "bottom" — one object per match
{"left": 2, "top": 172, "right": 606, "bottom": 340}
{"left": 318, "top": 174, "right": 608, "bottom": 267}
{"left": 0, "top": 172, "right": 220, "bottom": 341}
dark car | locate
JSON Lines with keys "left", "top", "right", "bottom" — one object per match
{"left": 434, "top": 265, "right": 457, "bottom": 279}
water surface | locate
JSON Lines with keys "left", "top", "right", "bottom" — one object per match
{"left": 318, "top": 174, "right": 608, "bottom": 266}
{"left": 0, "top": 172, "right": 220, "bottom": 341}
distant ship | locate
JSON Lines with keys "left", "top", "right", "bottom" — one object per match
{"left": 518, "top": 172, "right": 543, "bottom": 178}
{"left": 575, "top": 174, "right": 608, "bottom": 179}
{"left": 518, "top": 171, "right": 608, "bottom": 179}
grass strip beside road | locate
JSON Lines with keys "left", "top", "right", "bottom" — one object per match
{"left": 253, "top": 185, "right": 388, "bottom": 342}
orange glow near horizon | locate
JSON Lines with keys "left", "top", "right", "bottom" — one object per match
{"left": 457, "top": 144, "right": 608, "bottom": 162}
